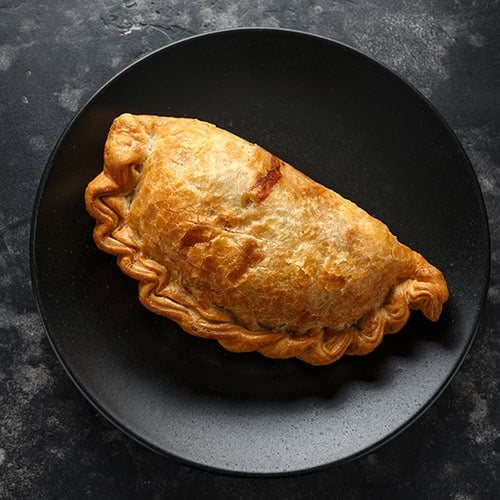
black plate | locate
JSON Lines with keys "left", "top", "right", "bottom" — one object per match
{"left": 31, "top": 28, "right": 490, "bottom": 475}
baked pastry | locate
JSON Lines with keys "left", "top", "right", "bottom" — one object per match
{"left": 85, "top": 113, "right": 449, "bottom": 365}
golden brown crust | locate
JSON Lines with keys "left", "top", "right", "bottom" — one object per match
{"left": 85, "top": 113, "right": 449, "bottom": 365}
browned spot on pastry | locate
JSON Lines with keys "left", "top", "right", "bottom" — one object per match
{"left": 227, "top": 239, "right": 264, "bottom": 283}
{"left": 179, "top": 225, "right": 213, "bottom": 248}
{"left": 246, "top": 155, "right": 282, "bottom": 203}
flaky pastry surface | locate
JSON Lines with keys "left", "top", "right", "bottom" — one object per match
{"left": 85, "top": 113, "right": 449, "bottom": 365}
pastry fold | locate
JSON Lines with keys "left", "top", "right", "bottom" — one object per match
{"left": 85, "top": 113, "right": 449, "bottom": 365}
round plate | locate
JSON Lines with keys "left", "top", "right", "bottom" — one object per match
{"left": 31, "top": 28, "right": 489, "bottom": 475}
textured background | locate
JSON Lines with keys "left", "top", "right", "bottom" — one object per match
{"left": 1, "top": 0, "right": 498, "bottom": 498}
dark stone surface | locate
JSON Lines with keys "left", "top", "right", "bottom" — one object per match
{"left": 0, "top": 1, "right": 498, "bottom": 498}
